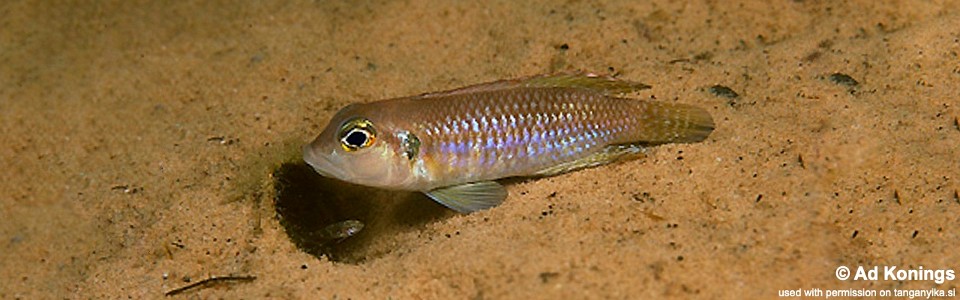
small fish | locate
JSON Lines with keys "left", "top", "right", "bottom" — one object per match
{"left": 304, "top": 73, "right": 714, "bottom": 213}
{"left": 318, "top": 219, "right": 364, "bottom": 242}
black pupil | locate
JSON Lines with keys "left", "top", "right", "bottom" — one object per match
{"left": 345, "top": 130, "right": 368, "bottom": 147}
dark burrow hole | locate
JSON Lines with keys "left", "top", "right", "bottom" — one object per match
{"left": 273, "top": 162, "right": 451, "bottom": 264}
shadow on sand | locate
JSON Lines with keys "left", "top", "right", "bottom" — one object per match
{"left": 272, "top": 162, "right": 452, "bottom": 264}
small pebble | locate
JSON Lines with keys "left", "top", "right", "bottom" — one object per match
{"left": 828, "top": 73, "right": 859, "bottom": 87}
{"left": 707, "top": 85, "right": 739, "bottom": 98}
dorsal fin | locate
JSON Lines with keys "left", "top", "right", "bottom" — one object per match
{"left": 521, "top": 73, "right": 652, "bottom": 95}
{"left": 418, "top": 73, "right": 651, "bottom": 99}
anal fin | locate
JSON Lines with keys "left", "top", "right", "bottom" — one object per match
{"left": 425, "top": 181, "right": 507, "bottom": 213}
{"left": 534, "top": 144, "right": 647, "bottom": 177}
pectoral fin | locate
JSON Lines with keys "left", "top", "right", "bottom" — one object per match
{"left": 425, "top": 181, "right": 507, "bottom": 213}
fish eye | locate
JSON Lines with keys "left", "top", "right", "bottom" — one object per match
{"left": 338, "top": 118, "right": 377, "bottom": 151}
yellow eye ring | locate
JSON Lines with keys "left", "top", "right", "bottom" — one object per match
{"left": 338, "top": 118, "right": 376, "bottom": 151}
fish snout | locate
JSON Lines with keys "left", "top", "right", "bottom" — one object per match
{"left": 302, "top": 144, "right": 341, "bottom": 179}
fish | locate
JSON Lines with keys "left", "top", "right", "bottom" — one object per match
{"left": 318, "top": 219, "right": 364, "bottom": 242}
{"left": 304, "top": 73, "right": 714, "bottom": 213}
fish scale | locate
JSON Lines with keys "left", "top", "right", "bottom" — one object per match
{"left": 304, "top": 74, "right": 714, "bottom": 213}
{"left": 413, "top": 88, "right": 611, "bottom": 182}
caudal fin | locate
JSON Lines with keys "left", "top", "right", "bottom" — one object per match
{"left": 634, "top": 101, "right": 715, "bottom": 144}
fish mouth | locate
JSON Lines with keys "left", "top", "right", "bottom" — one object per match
{"left": 302, "top": 144, "right": 347, "bottom": 180}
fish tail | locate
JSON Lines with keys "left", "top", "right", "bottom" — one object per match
{"left": 630, "top": 101, "right": 715, "bottom": 144}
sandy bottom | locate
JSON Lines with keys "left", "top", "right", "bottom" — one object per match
{"left": 2, "top": 1, "right": 959, "bottom": 298}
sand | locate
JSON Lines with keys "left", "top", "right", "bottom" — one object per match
{"left": 2, "top": 0, "right": 959, "bottom": 298}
